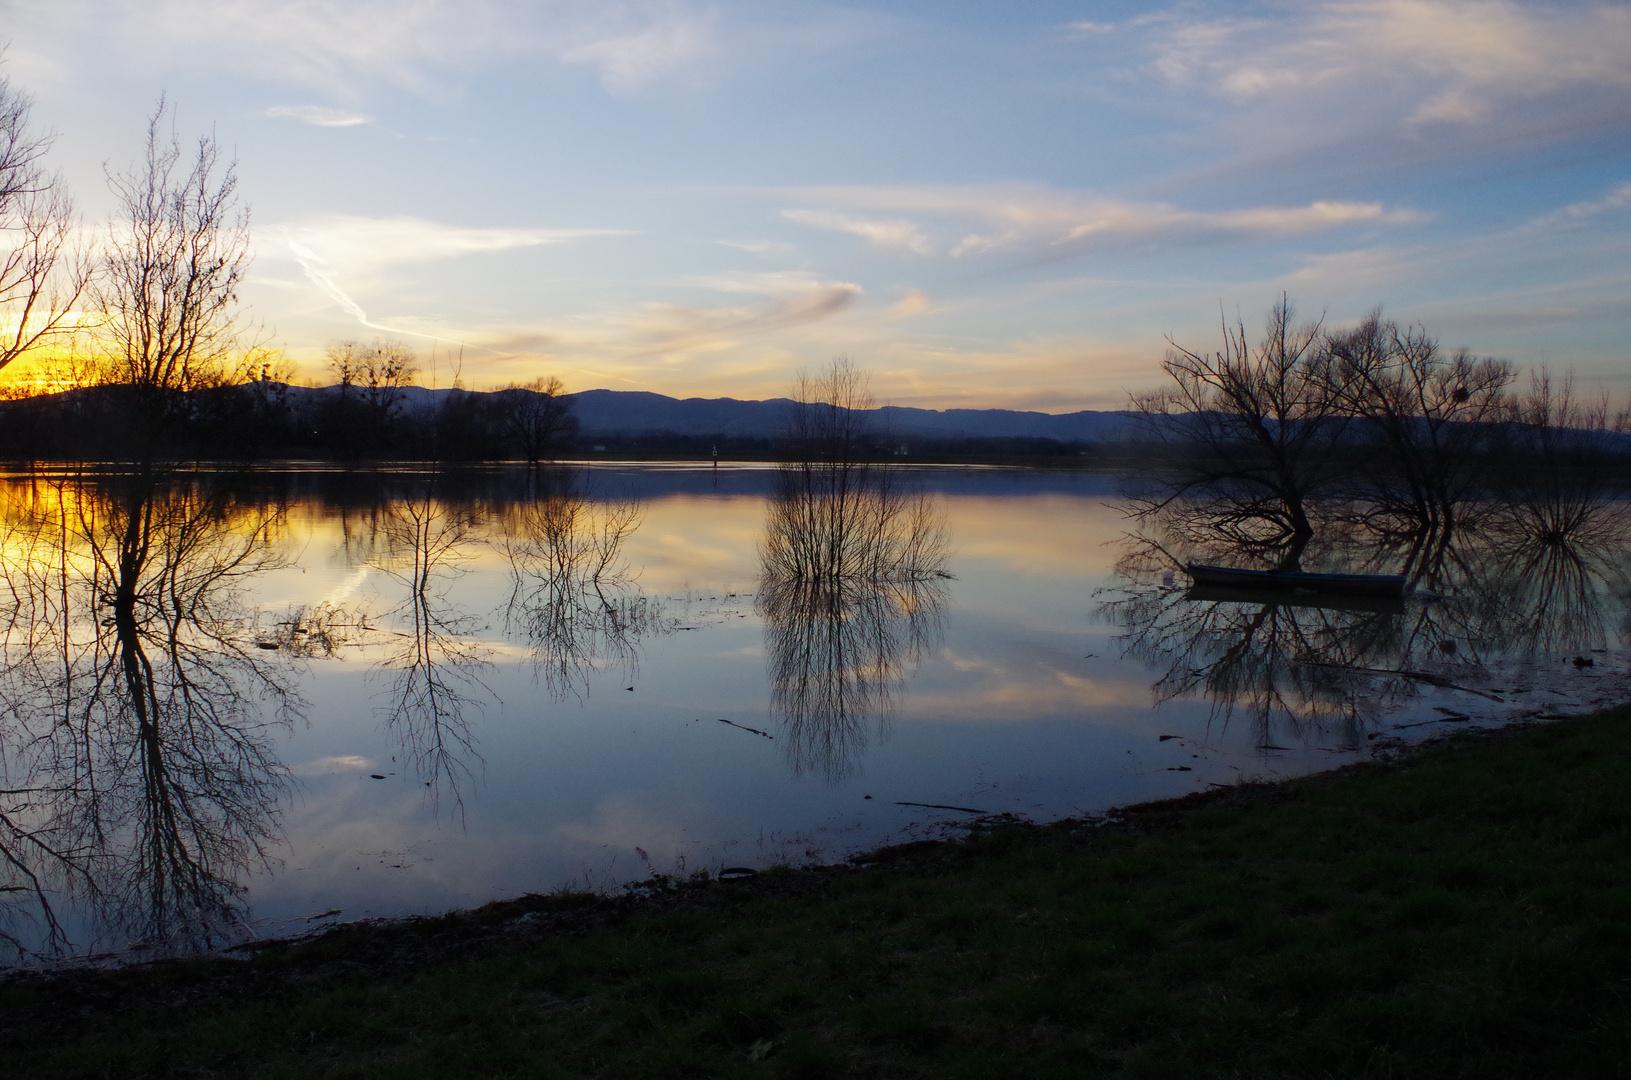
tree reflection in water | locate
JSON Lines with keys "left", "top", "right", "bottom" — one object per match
{"left": 0, "top": 475, "right": 296, "bottom": 959}
{"left": 365, "top": 491, "right": 493, "bottom": 814}
{"left": 759, "top": 461, "right": 950, "bottom": 781}
{"left": 498, "top": 471, "right": 670, "bottom": 702}
{"left": 1102, "top": 483, "right": 1631, "bottom": 746}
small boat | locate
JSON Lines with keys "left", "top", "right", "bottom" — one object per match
{"left": 1185, "top": 562, "right": 1408, "bottom": 598}
{"left": 1185, "top": 583, "right": 1407, "bottom": 616}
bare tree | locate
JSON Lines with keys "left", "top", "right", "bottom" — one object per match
{"left": 0, "top": 65, "right": 91, "bottom": 376}
{"left": 492, "top": 375, "right": 577, "bottom": 463}
{"left": 1324, "top": 311, "right": 1513, "bottom": 540}
{"left": 1130, "top": 297, "right": 1349, "bottom": 568}
{"left": 325, "top": 338, "right": 420, "bottom": 456}
{"left": 786, "top": 357, "right": 875, "bottom": 470}
{"left": 328, "top": 338, "right": 419, "bottom": 414}
{"left": 94, "top": 99, "right": 255, "bottom": 449}
{"left": 762, "top": 359, "right": 949, "bottom": 780}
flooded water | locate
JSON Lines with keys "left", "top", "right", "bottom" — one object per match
{"left": 2, "top": 462, "right": 1628, "bottom": 963}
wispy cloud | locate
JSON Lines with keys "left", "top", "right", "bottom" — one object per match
{"left": 270, "top": 215, "right": 631, "bottom": 334}
{"left": 20, "top": 0, "right": 874, "bottom": 100}
{"left": 715, "top": 238, "right": 798, "bottom": 258}
{"left": 558, "top": 3, "right": 722, "bottom": 94}
{"left": 300, "top": 268, "right": 866, "bottom": 389}
{"left": 1133, "top": 0, "right": 1631, "bottom": 131}
{"left": 276, "top": 215, "right": 630, "bottom": 279}
{"left": 1527, "top": 180, "right": 1631, "bottom": 228}
{"left": 780, "top": 209, "right": 936, "bottom": 255}
{"left": 622, "top": 271, "right": 863, "bottom": 352}
{"left": 778, "top": 183, "right": 1425, "bottom": 259}
{"left": 89, "top": 0, "right": 509, "bottom": 97}
{"left": 266, "top": 104, "right": 373, "bottom": 127}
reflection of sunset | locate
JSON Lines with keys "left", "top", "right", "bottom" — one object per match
{"left": 3, "top": 465, "right": 1613, "bottom": 963}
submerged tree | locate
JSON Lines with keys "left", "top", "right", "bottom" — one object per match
{"left": 366, "top": 489, "right": 493, "bottom": 811}
{"left": 760, "top": 361, "right": 950, "bottom": 780}
{"left": 499, "top": 473, "right": 667, "bottom": 699}
{"left": 1130, "top": 298, "right": 1350, "bottom": 569}
{"left": 1324, "top": 310, "right": 1514, "bottom": 541}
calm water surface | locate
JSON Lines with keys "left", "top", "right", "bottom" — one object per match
{"left": 2, "top": 463, "right": 1627, "bottom": 962}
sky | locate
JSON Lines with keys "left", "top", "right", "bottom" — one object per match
{"left": 4, "top": 0, "right": 1630, "bottom": 411}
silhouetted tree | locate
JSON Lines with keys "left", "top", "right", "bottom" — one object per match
{"left": 1130, "top": 297, "right": 1350, "bottom": 569}
{"left": 0, "top": 65, "right": 90, "bottom": 376}
{"left": 92, "top": 99, "right": 256, "bottom": 457}
{"left": 323, "top": 338, "right": 419, "bottom": 457}
{"left": 492, "top": 376, "right": 576, "bottom": 463}
{"left": 1324, "top": 310, "right": 1513, "bottom": 539}
{"left": 762, "top": 360, "right": 950, "bottom": 780}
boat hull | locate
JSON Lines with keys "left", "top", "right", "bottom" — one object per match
{"left": 1185, "top": 583, "right": 1408, "bottom": 615}
{"left": 1184, "top": 562, "right": 1407, "bottom": 598}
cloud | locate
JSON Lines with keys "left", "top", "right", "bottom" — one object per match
{"left": 558, "top": 3, "right": 722, "bottom": 94}
{"left": 780, "top": 209, "right": 936, "bottom": 255}
{"left": 17, "top": 0, "right": 874, "bottom": 100}
{"left": 1138, "top": 0, "right": 1631, "bottom": 130}
{"left": 265, "top": 104, "right": 373, "bottom": 127}
{"left": 715, "top": 238, "right": 798, "bottom": 258}
{"left": 325, "top": 269, "right": 866, "bottom": 388}
{"left": 77, "top": 0, "right": 509, "bottom": 98}
{"left": 887, "top": 289, "right": 930, "bottom": 317}
{"left": 276, "top": 215, "right": 629, "bottom": 278}
{"left": 290, "top": 755, "right": 373, "bottom": 777}
{"left": 621, "top": 271, "right": 863, "bottom": 351}
{"left": 270, "top": 215, "right": 631, "bottom": 333}
{"left": 777, "top": 183, "right": 1425, "bottom": 259}
{"left": 1528, "top": 180, "right": 1631, "bottom": 228}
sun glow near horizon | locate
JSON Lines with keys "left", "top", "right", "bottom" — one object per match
{"left": 0, "top": 1, "right": 1627, "bottom": 410}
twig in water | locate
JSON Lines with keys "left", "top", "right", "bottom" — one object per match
{"left": 1306, "top": 661, "right": 1505, "bottom": 701}
{"left": 715, "top": 718, "right": 774, "bottom": 740}
{"left": 895, "top": 801, "right": 991, "bottom": 814}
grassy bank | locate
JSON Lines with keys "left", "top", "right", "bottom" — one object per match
{"left": 6, "top": 709, "right": 1631, "bottom": 1079}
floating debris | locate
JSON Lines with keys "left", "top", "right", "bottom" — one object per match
{"left": 894, "top": 800, "right": 989, "bottom": 813}
{"left": 715, "top": 718, "right": 774, "bottom": 739}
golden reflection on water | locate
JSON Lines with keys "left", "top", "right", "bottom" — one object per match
{"left": 0, "top": 465, "right": 1624, "bottom": 964}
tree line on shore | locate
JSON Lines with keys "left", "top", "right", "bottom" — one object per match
{"left": 0, "top": 75, "right": 590, "bottom": 466}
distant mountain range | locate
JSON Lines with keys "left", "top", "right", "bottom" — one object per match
{"left": 564, "top": 389, "right": 1133, "bottom": 442}
{"left": 290, "top": 386, "right": 1134, "bottom": 443}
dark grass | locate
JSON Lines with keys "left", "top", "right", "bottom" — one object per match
{"left": 7, "top": 708, "right": 1631, "bottom": 1078}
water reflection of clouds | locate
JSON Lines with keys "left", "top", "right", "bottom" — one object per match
{"left": 27, "top": 464, "right": 1617, "bottom": 964}
{"left": 289, "top": 755, "right": 375, "bottom": 777}
{"left": 555, "top": 796, "right": 700, "bottom": 870}
{"left": 622, "top": 495, "right": 763, "bottom": 589}
{"left": 899, "top": 650, "right": 1152, "bottom": 724}
{"left": 944, "top": 495, "right": 1126, "bottom": 577}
